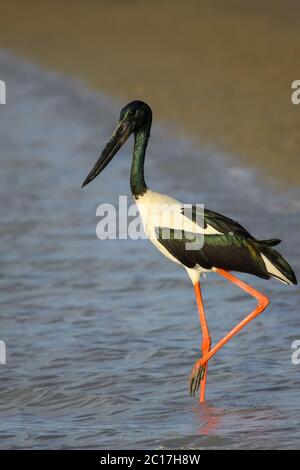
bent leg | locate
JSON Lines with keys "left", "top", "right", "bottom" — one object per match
{"left": 190, "top": 269, "right": 270, "bottom": 396}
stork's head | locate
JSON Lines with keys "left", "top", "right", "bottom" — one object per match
{"left": 81, "top": 100, "right": 152, "bottom": 188}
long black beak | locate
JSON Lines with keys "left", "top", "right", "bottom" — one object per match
{"left": 81, "top": 118, "right": 133, "bottom": 188}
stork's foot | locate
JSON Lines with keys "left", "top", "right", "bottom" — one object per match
{"left": 189, "top": 360, "right": 206, "bottom": 397}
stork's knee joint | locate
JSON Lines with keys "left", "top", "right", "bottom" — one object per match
{"left": 260, "top": 295, "right": 270, "bottom": 310}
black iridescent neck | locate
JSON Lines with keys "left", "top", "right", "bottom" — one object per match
{"left": 130, "top": 117, "right": 151, "bottom": 198}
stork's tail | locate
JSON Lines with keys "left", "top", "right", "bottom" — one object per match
{"left": 259, "top": 242, "right": 297, "bottom": 285}
{"left": 259, "top": 238, "right": 281, "bottom": 247}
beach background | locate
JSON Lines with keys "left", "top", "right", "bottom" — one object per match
{"left": 0, "top": 0, "right": 300, "bottom": 450}
{"left": 0, "top": 0, "right": 300, "bottom": 185}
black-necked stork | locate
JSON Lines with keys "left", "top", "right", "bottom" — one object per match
{"left": 82, "top": 101, "right": 297, "bottom": 403}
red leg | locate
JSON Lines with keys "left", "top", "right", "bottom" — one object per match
{"left": 193, "top": 281, "right": 211, "bottom": 402}
{"left": 190, "top": 269, "right": 270, "bottom": 397}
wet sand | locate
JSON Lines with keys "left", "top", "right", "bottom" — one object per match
{"left": 0, "top": 0, "right": 300, "bottom": 185}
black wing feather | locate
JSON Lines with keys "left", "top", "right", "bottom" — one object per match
{"left": 155, "top": 227, "right": 270, "bottom": 279}
{"left": 182, "top": 205, "right": 253, "bottom": 238}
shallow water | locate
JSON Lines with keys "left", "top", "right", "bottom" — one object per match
{"left": 0, "top": 51, "right": 300, "bottom": 449}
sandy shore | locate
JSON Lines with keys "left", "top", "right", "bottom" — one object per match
{"left": 0, "top": 0, "right": 300, "bottom": 186}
